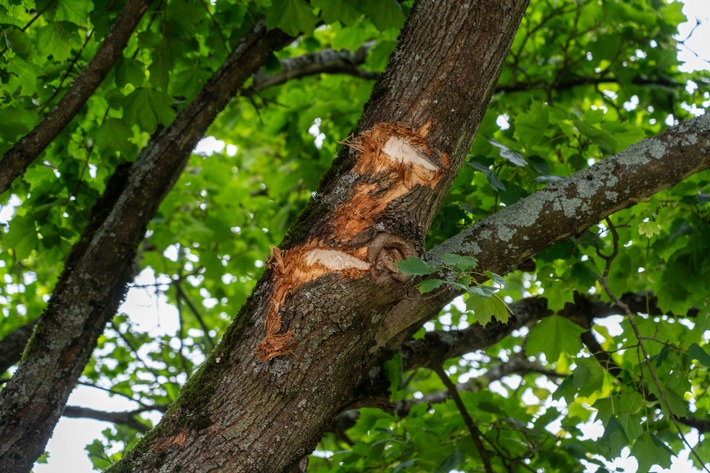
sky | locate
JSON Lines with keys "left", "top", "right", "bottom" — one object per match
{"left": 28, "top": 1, "right": 710, "bottom": 472}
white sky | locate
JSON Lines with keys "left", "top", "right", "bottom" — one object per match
{"left": 30, "top": 1, "right": 710, "bottom": 471}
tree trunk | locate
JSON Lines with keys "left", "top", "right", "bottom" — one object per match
{"left": 110, "top": 1, "right": 529, "bottom": 471}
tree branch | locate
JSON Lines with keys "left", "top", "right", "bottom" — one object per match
{"left": 248, "top": 42, "right": 377, "bottom": 94}
{"left": 62, "top": 405, "right": 166, "bottom": 433}
{"left": 0, "top": 0, "right": 153, "bottom": 194}
{"left": 0, "top": 21, "right": 292, "bottom": 472}
{"left": 377, "top": 113, "right": 710, "bottom": 348}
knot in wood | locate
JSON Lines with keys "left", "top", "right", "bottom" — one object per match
{"left": 367, "top": 233, "right": 416, "bottom": 285}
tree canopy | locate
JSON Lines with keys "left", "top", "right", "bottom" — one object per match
{"left": 0, "top": 0, "right": 709, "bottom": 472}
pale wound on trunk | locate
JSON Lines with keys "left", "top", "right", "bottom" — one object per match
{"left": 255, "top": 123, "right": 448, "bottom": 362}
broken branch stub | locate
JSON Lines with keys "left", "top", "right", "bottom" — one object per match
{"left": 255, "top": 122, "right": 448, "bottom": 362}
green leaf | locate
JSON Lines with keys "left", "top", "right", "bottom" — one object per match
{"left": 572, "top": 357, "right": 604, "bottom": 397}
{"left": 55, "top": 0, "right": 92, "bottom": 25}
{"left": 488, "top": 138, "right": 527, "bottom": 166}
{"left": 123, "top": 88, "right": 177, "bottom": 132}
{"left": 599, "top": 416, "right": 628, "bottom": 458}
{"left": 4, "top": 214, "right": 39, "bottom": 261}
{"left": 265, "top": 0, "right": 317, "bottom": 36}
{"left": 638, "top": 221, "right": 661, "bottom": 238}
{"left": 630, "top": 432, "right": 674, "bottom": 473}
{"left": 514, "top": 101, "right": 549, "bottom": 147}
{"left": 383, "top": 353, "right": 404, "bottom": 397}
{"left": 434, "top": 449, "right": 462, "bottom": 473}
{"left": 396, "top": 257, "right": 437, "bottom": 276}
{"left": 95, "top": 118, "right": 134, "bottom": 156}
{"left": 418, "top": 278, "right": 445, "bottom": 294}
{"left": 36, "top": 21, "right": 81, "bottom": 61}
{"left": 356, "top": 0, "right": 405, "bottom": 32}
{"left": 441, "top": 253, "right": 477, "bottom": 272}
{"left": 526, "top": 316, "right": 585, "bottom": 360}
{"left": 312, "top": 0, "right": 361, "bottom": 25}
{"left": 467, "top": 293, "right": 510, "bottom": 326}
{"left": 688, "top": 343, "right": 710, "bottom": 368}
{"left": 115, "top": 57, "right": 145, "bottom": 88}
{"left": 1, "top": 26, "right": 34, "bottom": 60}
{"left": 0, "top": 106, "right": 37, "bottom": 142}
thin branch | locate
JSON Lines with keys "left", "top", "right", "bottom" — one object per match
{"left": 62, "top": 405, "right": 166, "bottom": 433}
{"left": 77, "top": 381, "right": 155, "bottom": 409}
{"left": 199, "top": 0, "right": 230, "bottom": 54}
{"left": 38, "top": 28, "right": 95, "bottom": 114}
{"left": 248, "top": 42, "right": 377, "bottom": 94}
{"left": 173, "top": 279, "right": 216, "bottom": 350}
{"left": 0, "top": 0, "right": 153, "bottom": 194}
{"left": 434, "top": 365, "right": 494, "bottom": 473}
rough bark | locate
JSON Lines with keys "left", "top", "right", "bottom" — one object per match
{"left": 109, "top": 1, "right": 529, "bottom": 471}
{"left": 0, "top": 22, "right": 291, "bottom": 473}
{"left": 0, "top": 0, "right": 153, "bottom": 195}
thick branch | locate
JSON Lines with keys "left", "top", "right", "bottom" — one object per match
{"left": 379, "top": 113, "right": 710, "bottom": 346}
{"left": 0, "top": 22, "right": 291, "bottom": 473}
{"left": 249, "top": 43, "right": 376, "bottom": 93}
{"left": 0, "top": 0, "right": 153, "bottom": 194}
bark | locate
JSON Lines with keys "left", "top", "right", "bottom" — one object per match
{"left": 0, "top": 0, "right": 153, "bottom": 195}
{"left": 0, "top": 22, "right": 291, "bottom": 473}
{"left": 109, "top": 1, "right": 529, "bottom": 471}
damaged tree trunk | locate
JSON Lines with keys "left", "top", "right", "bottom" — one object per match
{"left": 111, "top": 0, "right": 529, "bottom": 471}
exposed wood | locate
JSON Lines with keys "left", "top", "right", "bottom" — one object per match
{"left": 109, "top": 1, "right": 529, "bottom": 471}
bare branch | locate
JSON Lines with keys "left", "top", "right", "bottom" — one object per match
{"left": 0, "top": 0, "right": 153, "bottom": 194}
{"left": 249, "top": 42, "right": 377, "bottom": 94}
{"left": 62, "top": 405, "right": 166, "bottom": 433}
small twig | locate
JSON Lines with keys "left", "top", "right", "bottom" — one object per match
{"left": 434, "top": 365, "right": 494, "bottom": 473}
{"left": 77, "top": 380, "right": 153, "bottom": 408}
{"left": 173, "top": 278, "right": 216, "bottom": 350}
{"left": 199, "top": 0, "right": 230, "bottom": 53}
{"left": 598, "top": 218, "right": 709, "bottom": 472}
{"left": 39, "top": 29, "right": 96, "bottom": 114}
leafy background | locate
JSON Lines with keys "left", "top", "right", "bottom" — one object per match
{"left": 0, "top": 0, "right": 708, "bottom": 471}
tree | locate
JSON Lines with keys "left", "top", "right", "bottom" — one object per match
{"left": 0, "top": 0, "right": 709, "bottom": 471}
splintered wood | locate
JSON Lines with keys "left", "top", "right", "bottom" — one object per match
{"left": 254, "top": 123, "right": 449, "bottom": 362}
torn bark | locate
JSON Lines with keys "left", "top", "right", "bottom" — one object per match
{"left": 109, "top": 1, "right": 529, "bottom": 471}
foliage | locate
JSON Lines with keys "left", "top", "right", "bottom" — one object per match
{"left": 0, "top": 0, "right": 708, "bottom": 471}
